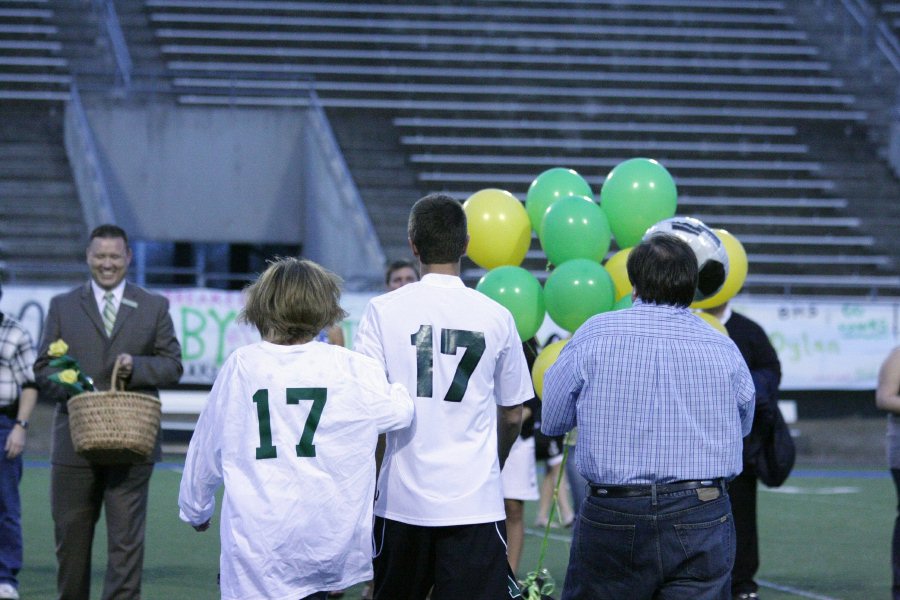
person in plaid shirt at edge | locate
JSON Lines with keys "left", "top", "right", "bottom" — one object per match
{"left": 0, "top": 280, "right": 38, "bottom": 600}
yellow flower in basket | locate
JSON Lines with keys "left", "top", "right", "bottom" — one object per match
{"left": 58, "top": 369, "right": 79, "bottom": 385}
{"left": 48, "top": 339, "right": 94, "bottom": 395}
{"left": 48, "top": 339, "right": 69, "bottom": 357}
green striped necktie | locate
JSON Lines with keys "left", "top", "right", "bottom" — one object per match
{"left": 102, "top": 292, "right": 116, "bottom": 336}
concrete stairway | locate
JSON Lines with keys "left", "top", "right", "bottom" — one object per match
{"left": 0, "top": 103, "right": 86, "bottom": 284}
{"left": 327, "top": 108, "right": 423, "bottom": 265}
{"left": 0, "top": 0, "right": 70, "bottom": 101}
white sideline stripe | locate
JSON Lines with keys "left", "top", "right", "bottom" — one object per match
{"left": 763, "top": 485, "right": 861, "bottom": 495}
{"left": 523, "top": 527, "right": 571, "bottom": 543}
{"left": 758, "top": 579, "right": 841, "bottom": 600}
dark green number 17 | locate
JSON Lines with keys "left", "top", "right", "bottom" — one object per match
{"left": 411, "top": 325, "right": 486, "bottom": 402}
{"left": 252, "top": 387, "right": 326, "bottom": 460}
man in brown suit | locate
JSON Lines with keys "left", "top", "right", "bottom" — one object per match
{"left": 35, "top": 224, "right": 183, "bottom": 600}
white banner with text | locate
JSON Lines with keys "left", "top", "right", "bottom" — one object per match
{"left": 2, "top": 285, "right": 897, "bottom": 390}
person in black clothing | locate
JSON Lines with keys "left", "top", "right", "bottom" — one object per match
{"left": 704, "top": 302, "right": 781, "bottom": 600}
{"left": 502, "top": 337, "right": 541, "bottom": 575}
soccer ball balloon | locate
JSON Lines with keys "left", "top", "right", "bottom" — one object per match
{"left": 642, "top": 216, "right": 729, "bottom": 302}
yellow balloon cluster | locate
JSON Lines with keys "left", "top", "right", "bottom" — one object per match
{"left": 603, "top": 247, "right": 633, "bottom": 301}
{"left": 691, "top": 229, "right": 748, "bottom": 309}
{"left": 531, "top": 339, "right": 568, "bottom": 399}
{"left": 694, "top": 311, "right": 729, "bottom": 336}
{"left": 463, "top": 189, "right": 532, "bottom": 270}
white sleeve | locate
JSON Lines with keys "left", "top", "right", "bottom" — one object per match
{"left": 352, "top": 302, "right": 386, "bottom": 373}
{"left": 353, "top": 355, "right": 414, "bottom": 434}
{"left": 493, "top": 312, "right": 533, "bottom": 407}
{"left": 178, "top": 356, "right": 236, "bottom": 526}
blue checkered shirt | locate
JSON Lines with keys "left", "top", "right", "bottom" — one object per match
{"left": 0, "top": 312, "right": 37, "bottom": 407}
{"left": 541, "top": 300, "right": 755, "bottom": 485}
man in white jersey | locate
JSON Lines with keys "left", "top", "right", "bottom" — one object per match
{"left": 354, "top": 193, "right": 531, "bottom": 600}
{"left": 179, "top": 258, "right": 414, "bottom": 600}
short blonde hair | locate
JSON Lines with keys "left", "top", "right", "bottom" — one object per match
{"left": 240, "top": 257, "right": 348, "bottom": 344}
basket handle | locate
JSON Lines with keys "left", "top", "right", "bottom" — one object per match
{"left": 110, "top": 359, "right": 126, "bottom": 392}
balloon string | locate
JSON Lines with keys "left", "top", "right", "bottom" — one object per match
{"left": 536, "top": 431, "right": 571, "bottom": 575}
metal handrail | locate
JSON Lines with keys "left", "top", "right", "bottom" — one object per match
{"left": 64, "top": 82, "right": 116, "bottom": 232}
{"left": 837, "top": 0, "right": 900, "bottom": 74}
{"left": 93, "top": 0, "right": 132, "bottom": 89}
{"left": 303, "top": 88, "right": 385, "bottom": 288}
{"left": 877, "top": 20, "right": 900, "bottom": 72}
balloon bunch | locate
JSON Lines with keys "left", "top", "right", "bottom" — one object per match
{"left": 464, "top": 158, "right": 750, "bottom": 377}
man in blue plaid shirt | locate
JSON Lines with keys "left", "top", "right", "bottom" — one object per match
{"left": 0, "top": 281, "right": 38, "bottom": 600}
{"left": 542, "top": 234, "right": 755, "bottom": 600}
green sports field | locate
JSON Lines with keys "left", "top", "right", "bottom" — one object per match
{"left": 15, "top": 462, "right": 893, "bottom": 599}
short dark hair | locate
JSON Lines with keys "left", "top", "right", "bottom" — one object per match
{"left": 408, "top": 193, "right": 467, "bottom": 265}
{"left": 384, "top": 259, "right": 419, "bottom": 286}
{"left": 626, "top": 233, "right": 698, "bottom": 308}
{"left": 89, "top": 224, "right": 129, "bottom": 249}
{"left": 239, "top": 257, "right": 348, "bottom": 344}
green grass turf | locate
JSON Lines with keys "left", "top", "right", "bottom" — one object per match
{"left": 15, "top": 463, "right": 894, "bottom": 599}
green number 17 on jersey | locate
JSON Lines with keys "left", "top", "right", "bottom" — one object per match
{"left": 252, "top": 388, "right": 327, "bottom": 460}
{"left": 411, "top": 325, "right": 486, "bottom": 402}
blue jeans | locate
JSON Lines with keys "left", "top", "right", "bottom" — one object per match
{"left": 0, "top": 416, "right": 23, "bottom": 588}
{"left": 561, "top": 484, "right": 734, "bottom": 600}
{"left": 565, "top": 445, "right": 589, "bottom": 513}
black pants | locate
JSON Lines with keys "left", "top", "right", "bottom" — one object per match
{"left": 372, "top": 517, "right": 519, "bottom": 600}
{"left": 729, "top": 469, "right": 759, "bottom": 595}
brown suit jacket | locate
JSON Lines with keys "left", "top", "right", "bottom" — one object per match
{"left": 35, "top": 281, "right": 183, "bottom": 466}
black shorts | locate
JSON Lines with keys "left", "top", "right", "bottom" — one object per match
{"left": 533, "top": 429, "right": 565, "bottom": 465}
{"left": 372, "top": 516, "right": 522, "bottom": 600}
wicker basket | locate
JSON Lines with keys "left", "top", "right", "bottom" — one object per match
{"left": 67, "top": 362, "right": 162, "bottom": 464}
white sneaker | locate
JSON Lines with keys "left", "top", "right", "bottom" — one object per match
{"left": 0, "top": 582, "right": 19, "bottom": 600}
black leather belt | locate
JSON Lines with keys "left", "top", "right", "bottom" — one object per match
{"left": 589, "top": 479, "right": 724, "bottom": 498}
{"left": 0, "top": 403, "right": 17, "bottom": 418}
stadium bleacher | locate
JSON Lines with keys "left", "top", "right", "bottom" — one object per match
{"left": 0, "top": 1, "right": 69, "bottom": 100}
{"left": 0, "top": 0, "right": 898, "bottom": 295}
{"left": 0, "top": 2, "right": 85, "bottom": 281}
{"left": 133, "top": 0, "right": 900, "bottom": 295}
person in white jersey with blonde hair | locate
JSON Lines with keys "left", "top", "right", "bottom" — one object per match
{"left": 179, "top": 257, "right": 414, "bottom": 600}
{"left": 354, "top": 193, "right": 531, "bottom": 600}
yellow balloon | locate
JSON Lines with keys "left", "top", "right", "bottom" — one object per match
{"left": 694, "top": 311, "right": 729, "bottom": 336}
{"left": 604, "top": 247, "right": 633, "bottom": 301}
{"left": 692, "top": 229, "right": 748, "bottom": 309}
{"left": 532, "top": 339, "right": 569, "bottom": 399}
{"left": 463, "top": 189, "right": 532, "bottom": 270}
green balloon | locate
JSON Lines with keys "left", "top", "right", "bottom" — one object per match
{"left": 525, "top": 168, "right": 594, "bottom": 236}
{"left": 599, "top": 158, "right": 678, "bottom": 248}
{"left": 539, "top": 195, "right": 611, "bottom": 266}
{"left": 612, "top": 294, "right": 633, "bottom": 311}
{"left": 476, "top": 266, "right": 546, "bottom": 341}
{"left": 544, "top": 259, "right": 614, "bottom": 333}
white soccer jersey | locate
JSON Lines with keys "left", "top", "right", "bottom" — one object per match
{"left": 354, "top": 273, "right": 532, "bottom": 526}
{"left": 178, "top": 341, "right": 413, "bottom": 600}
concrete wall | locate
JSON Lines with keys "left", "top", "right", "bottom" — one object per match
{"left": 75, "top": 96, "right": 384, "bottom": 284}
{"left": 85, "top": 98, "right": 306, "bottom": 244}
